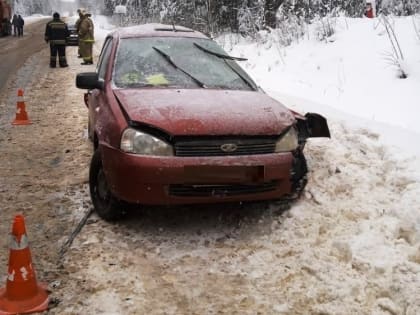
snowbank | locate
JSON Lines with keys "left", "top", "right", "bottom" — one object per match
{"left": 214, "top": 16, "right": 420, "bottom": 313}
{"left": 219, "top": 16, "right": 420, "bottom": 157}
{"left": 23, "top": 14, "right": 49, "bottom": 24}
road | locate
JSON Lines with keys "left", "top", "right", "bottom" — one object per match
{"left": 0, "top": 18, "right": 94, "bottom": 312}
{"left": 0, "top": 18, "right": 49, "bottom": 92}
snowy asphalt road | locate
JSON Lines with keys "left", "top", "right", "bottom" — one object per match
{"left": 0, "top": 18, "right": 48, "bottom": 92}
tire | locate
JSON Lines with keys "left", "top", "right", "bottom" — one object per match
{"left": 88, "top": 120, "right": 97, "bottom": 151}
{"left": 290, "top": 151, "right": 308, "bottom": 196}
{"left": 89, "top": 149, "right": 124, "bottom": 221}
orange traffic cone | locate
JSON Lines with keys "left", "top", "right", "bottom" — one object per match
{"left": 0, "top": 215, "right": 49, "bottom": 314}
{"left": 12, "top": 89, "right": 31, "bottom": 125}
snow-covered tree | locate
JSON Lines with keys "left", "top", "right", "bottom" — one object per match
{"left": 99, "top": 0, "right": 420, "bottom": 36}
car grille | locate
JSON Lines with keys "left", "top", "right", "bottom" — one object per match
{"left": 174, "top": 137, "right": 277, "bottom": 157}
{"left": 168, "top": 182, "right": 278, "bottom": 197}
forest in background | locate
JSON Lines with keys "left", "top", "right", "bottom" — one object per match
{"left": 103, "top": 0, "right": 420, "bottom": 33}
{"left": 10, "top": 0, "right": 420, "bottom": 36}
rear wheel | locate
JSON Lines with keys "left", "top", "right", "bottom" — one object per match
{"left": 89, "top": 150, "right": 124, "bottom": 221}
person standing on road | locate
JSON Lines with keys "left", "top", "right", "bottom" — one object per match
{"left": 11, "top": 14, "right": 18, "bottom": 36}
{"left": 78, "top": 10, "right": 94, "bottom": 65}
{"left": 17, "top": 15, "right": 24, "bottom": 36}
{"left": 75, "top": 9, "right": 83, "bottom": 58}
{"left": 44, "top": 12, "right": 69, "bottom": 68}
{"left": 364, "top": 3, "right": 374, "bottom": 18}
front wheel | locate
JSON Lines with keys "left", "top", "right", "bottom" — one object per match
{"left": 89, "top": 150, "right": 124, "bottom": 221}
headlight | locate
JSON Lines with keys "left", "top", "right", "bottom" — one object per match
{"left": 275, "top": 127, "right": 298, "bottom": 152}
{"left": 120, "top": 128, "right": 173, "bottom": 156}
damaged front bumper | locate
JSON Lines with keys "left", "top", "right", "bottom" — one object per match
{"left": 296, "top": 113, "right": 331, "bottom": 140}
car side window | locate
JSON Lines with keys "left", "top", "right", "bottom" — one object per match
{"left": 97, "top": 39, "right": 113, "bottom": 80}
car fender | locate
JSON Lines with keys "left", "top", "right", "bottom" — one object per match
{"left": 92, "top": 88, "right": 128, "bottom": 151}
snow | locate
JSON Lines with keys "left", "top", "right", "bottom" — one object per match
{"left": 31, "top": 15, "right": 418, "bottom": 313}
{"left": 279, "top": 92, "right": 420, "bottom": 161}
{"left": 77, "top": 15, "right": 420, "bottom": 158}
{"left": 93, "top": 15, "right": 115, "bottom": 41}
{"left": 84, "top": 16, "right": 420, "bottom": 312}
{"left": 220, "top": 17, "right": 420, "bottom": 157}
{"left": 215, "top": 16, "right": 420, "bottom": 313}
{"left": 23, "top": 14, "right": 49, "bottom": 23}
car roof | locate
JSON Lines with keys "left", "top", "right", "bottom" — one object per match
{"left": 111, "top": 23, "right": 209, "bottom": 40}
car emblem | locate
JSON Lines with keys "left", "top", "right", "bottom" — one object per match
{"left": 220, "top": 143, "right": 238, "bottom": 153}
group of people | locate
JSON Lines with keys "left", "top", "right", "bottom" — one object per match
{"left": 44, "top": 9, "right": 95, "bottom": 68}
{"left": 11, "top": 14, "right": 24, "bottom": 37}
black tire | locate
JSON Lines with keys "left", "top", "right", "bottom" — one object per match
{"left": 290, "top": 151, "right": 308, "bottom": 197}
{"left": 89, "top": 150, "right": 124, "bottom": 221}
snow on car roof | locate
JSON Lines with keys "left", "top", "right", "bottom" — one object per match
{"left": 112, "top": 23, "right": 209, "bottom": 40}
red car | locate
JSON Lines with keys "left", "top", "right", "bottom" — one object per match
{"left": 76, "top": 24, "right": 330, "bottom": 221}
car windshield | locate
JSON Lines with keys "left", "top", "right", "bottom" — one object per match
{"left": 113, "top": 37, "right": 257, "bottom": 91}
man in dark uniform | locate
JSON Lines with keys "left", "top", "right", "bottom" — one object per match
{"left": 17, "top": 15, "right": 24, "bottom": 36}
{"left": 11, "top": 14, "right": 18, "bottom": 36}
{"left": 44, "top": 12, "right": 69, "bottom": 68}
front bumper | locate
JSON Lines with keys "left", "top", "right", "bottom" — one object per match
{"left": 100, "top": 144, "right": 298, "bottom": 205}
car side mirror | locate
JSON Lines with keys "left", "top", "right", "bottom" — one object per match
{"left": 76, "top": 72, "right": 104, "bottom": 90}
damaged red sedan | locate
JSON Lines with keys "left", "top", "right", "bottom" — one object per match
{"left": 76, "top": 24, "right": 330, "bottom": 220}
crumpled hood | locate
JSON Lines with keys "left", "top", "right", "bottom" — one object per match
{"left": 113, "top": 89, "right": 296, "bottom": 136}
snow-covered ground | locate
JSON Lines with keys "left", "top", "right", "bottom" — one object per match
{"left": 49, "top": 15, "right": 419, "bottom": 314}
{"left": 221, "top": 17, "right": 420, "bottom": 158}
{"left": 218, "top": 16, "right": 420, "bottom": 313}
{"left": 6, "top": 15, "right": 416, "bottom": 314}
{"left": 54, "top": 15, "right": 419, "bottom": 313}
{"left": 22, "top": 15, "right": 48, "bottom": 25}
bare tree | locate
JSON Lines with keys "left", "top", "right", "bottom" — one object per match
{"left": 264, "top": 0, "right": 285, "bottom": 28}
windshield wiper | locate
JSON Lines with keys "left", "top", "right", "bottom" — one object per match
{"left": 152, "top": 46, "right": 206, "bottom": 88}
{"left": 193, "top": 42, "right": 255, "bottom": 90}
{"left": 193, "top": 43, "right": 248, "bottom": 61}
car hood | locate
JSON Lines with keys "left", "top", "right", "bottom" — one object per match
{"left": 113, "top": 89, "right": 296, "bottom": 136}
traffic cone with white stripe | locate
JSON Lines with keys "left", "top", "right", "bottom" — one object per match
{"left": 0, "top": 215, "right": 49, "bottom": 314}
{"left": 12, "top": 89, "right": 31, "bottom": 125}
